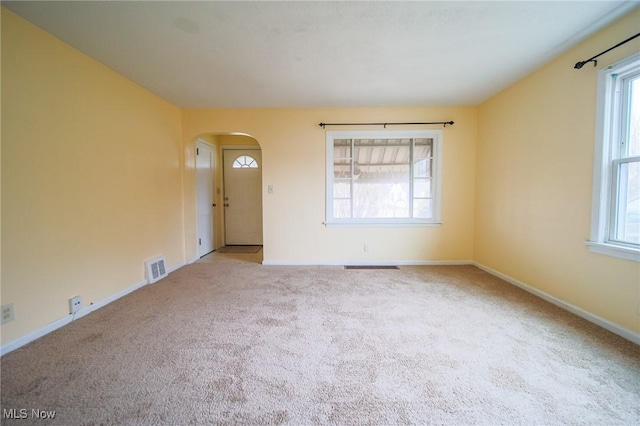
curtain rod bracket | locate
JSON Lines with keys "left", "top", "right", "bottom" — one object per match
{"left": 574, "top": 59, "right": 597, "bottom": 69}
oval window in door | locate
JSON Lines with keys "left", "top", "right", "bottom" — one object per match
{"left": 232, "top": 155, "right": 258, "bottom": 168}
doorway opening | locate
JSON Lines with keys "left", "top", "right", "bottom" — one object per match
{"left": 194, "top": 134, "right": 263, "bottom": 258}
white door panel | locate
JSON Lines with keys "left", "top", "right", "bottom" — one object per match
{"left": 196, "top": 141, "right": 216, "bottom": 257}
{"left": 224, "top": 149, "right": 263, "bottom": 245}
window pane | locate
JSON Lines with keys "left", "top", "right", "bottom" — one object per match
{"left": 414, "top": 139, "right": 433, "bottom": 179}
{"left": 333, "top": 161, "right": 351, "bottom": 179}
{"left": 353, "top": 139, "right": 411, "bottom": 167}
{"left": 414, "top": 178, "right": 432, "bottom": 197}
{"left": 414, "top": 138, "right": 433, "bottom": 159}
{"left": 333, "top": 199, "right": 351, "bottom": 219}
{"left": 353, "top": 180, "right": 410, "bottom": 218}
{"left": 232, "top": 155, "right": 258, "bottom": 168}
{"left": 333, "top": 139, "right": 351, "bottom": 159}
{"left": 348, "top": 138, "right": 411, "bottom": 218}
{"left": 333, "top": 180, "right": 351, "bottom": 198}
{"left": 413, "top": 158, "right": 432, "bottom": 178}
{"left": 614, "top": 160, "right": 640, "bottom": 245}
{"left": 413, "top": 198, "right": 433, "bottom": 219}
{"left": 628, "top": 77, "right": 640, "bottom": 157}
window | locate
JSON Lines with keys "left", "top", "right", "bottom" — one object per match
{"left": 233, "top": 155, "right": 258, "bottom": 168}
{"left": 326, "top": 130, "right": 442, "bottom": 226}
{"left": 588, "top": 52, "right": 640, "bottom": 262}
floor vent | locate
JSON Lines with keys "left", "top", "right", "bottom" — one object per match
{"left": 344, "top": 265, "right": 399, "bottom": 270}
{"left": 145, "top": 256, "right": 168, "bottom": 284}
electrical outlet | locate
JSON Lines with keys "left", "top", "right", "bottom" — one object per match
{"left": 1, "top": 303, "right": 15, "bottom": 324}
{"left": 69, "top": 296, "right": 82, "bottom": 314}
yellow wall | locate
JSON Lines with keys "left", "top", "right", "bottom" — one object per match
{"left": 182, "top": 107, "right": 478, "bottom": 264}
{"left": 475, "top": 9, "right": 640, "bottom": 333}
{"left": 1, "top": 10, "right": 184, "bottom": 344}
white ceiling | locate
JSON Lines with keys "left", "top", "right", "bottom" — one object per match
{"left": 3, "top": 1, "right": 638, "bottom": 108}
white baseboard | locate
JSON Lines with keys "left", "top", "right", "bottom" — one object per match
{"left": 474, "top": 262, "right": 640, "bottom": 345}
{"left": 0, "top": 315, "right": 73, "bottom": 357}
{"left": 262, "top": 259, "right": 474, "bottom": 266}
{"left": 1, "top": 261, "right": 185, "bottom": 356}
{"left": 168, "top": 260, "right": 188, "bottom": 272}
{"left": 185, "top": 256, "right": 200, "bottom": 266}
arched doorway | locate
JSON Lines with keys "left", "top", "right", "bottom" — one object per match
{"left": 194, "top": 133, "right": 262, "bottom": 255}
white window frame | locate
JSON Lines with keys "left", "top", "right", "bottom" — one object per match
{"left": 587, "top": 52, "right": 640, "bottom": 262}
{"left": 325, "top": 129, "right": 443, "bottom": 227}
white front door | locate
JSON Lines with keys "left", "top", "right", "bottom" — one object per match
{"left": 196, "top": 141, "right": 216, "bottom": 257}
{"left": 223, "top": 149, "right": 263, "bottom": 245}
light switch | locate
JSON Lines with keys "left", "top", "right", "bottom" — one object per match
{"left": 268, "top": 185, "right": 273, "bottom": 194}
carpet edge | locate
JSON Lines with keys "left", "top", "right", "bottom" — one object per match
{"left": 474, "top": 261, "right": 640, "bottom": 345}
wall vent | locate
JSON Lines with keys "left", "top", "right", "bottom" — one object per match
{"left": 145, "top": 256, "right": 168, "bottom": 284}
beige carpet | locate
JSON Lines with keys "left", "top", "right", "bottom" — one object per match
{"left": 1, "top": 251, "right": 639, "bottom": 425}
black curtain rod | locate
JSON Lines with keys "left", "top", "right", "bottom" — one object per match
{"left": 574, "top": 32, "right": 640, "bottom": 69}
{"left": 319, "top": 121, "right": 454, "bottom": 129}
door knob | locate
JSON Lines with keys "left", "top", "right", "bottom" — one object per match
{"left": 224, "top": 203, "right": 230, "bottom": 207}
{"left": 212, "top": 203, "right": 217, "bottom": 207}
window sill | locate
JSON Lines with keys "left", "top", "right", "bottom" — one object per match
{"left": 324, "top": 221, "right": 443, "bottom": 228}
{"left": 585, "top": 241, "right": 640, "bottom": 262}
